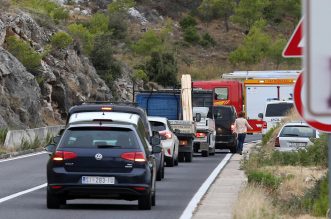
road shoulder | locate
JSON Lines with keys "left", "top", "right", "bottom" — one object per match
{"left": 192, "top": 143, "right": 256, "bottom": 219}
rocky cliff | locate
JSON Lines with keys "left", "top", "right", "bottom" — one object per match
{"left": 0, "top": 10, "right": 113, "bottom": 129}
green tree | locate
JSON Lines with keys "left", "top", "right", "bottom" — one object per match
{"left": 229, "top": 20, "right": 271, "bottom": 65}
{"left": 231, "top": 0, "right": 269, "bottom": 31}
{"left": 108, "top": 12, "right": 128, "bottom": 39}
{"left": 50, "top": 31, "right": 73, "bottom": 49}
{"left": 263, "top": 0, "right": 301, "bottom": 25}
{"left": 90, "top": 33, "right": 122, "bottom": 85}
{"left": 146, "top": 52, "right": 178, "bottom": 87}
{"left": 198, "top": 0, "right": 235, "bottom": 31}
{"left": 89, "top": 13, "right": 109, "bottom": 34}
{"left": 6, "top": 36, "right": 42, "bottom": 73}
{"left": 268, "top": 37, "right": 287, "bottom": 69}
{"left": 108, "top": 0, "right": 135, "bottom": 14}
{"left": 132, "top": 30, "right": 164, "bottom": 56}
{"left": 67, "top": 23, "right": 94, "bottom": 55}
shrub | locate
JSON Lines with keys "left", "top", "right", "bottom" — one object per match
{"left": 132, "top": 30, "right": 164, "bottom": 56}
{"left": 68, "top": 23, "right": 94, "bottom": 55}
{"left": 262, "top": 125, "right": 279, "bottom": 145}
{"left": 179, "top": 15, "right": 197, "bottom": 30}
{"left": 200, "top": 32, "right": 216, "bottom": 47}
{"left": 108, "top": 0, "right": 135, "bottom": 14}
{"left": 302, "top": 176, "right": 329, "bottom": 217}
{"left": 6, "top": 36, "right": 42, "bottom": 73}
{"left": 108, "top": 12, "right": 128, "bottom": 40}
{"left": 90, "top": 33, "right": 122, "bottom": 85}
{"left": 52, "top": 7, "right": 69, "bottom": 23}
{"left": 89, "top": 12, "right": 109, "bottom": 34}
{"left": 0, "top": 128, "right": 8, "bottom": 146}
{"left": 247, "top": 170, "right": 282, "bottom": 191}
{"left": 183, "top": 27, "right": 200, "bottom": 44}
{"left": 51, "top": 31, "right": 73, "bottom": 49}
{"left": 146, "top": 52, "right": 178, "bottom": 87}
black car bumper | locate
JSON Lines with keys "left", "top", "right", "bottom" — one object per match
{"left": 215, "top": 134, "right": 237, "bottom": 149}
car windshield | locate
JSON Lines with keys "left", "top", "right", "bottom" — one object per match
{"left": 265, "top": 103, "right": 293, "bottom": 117}
{"left": 149, "top": 121, "right": 166, "bottom": 131}
{"left": 280, "top": 125, "right": 316, "bottom": 138}
{"left": 213, "top": 107, "right": 233, "bottom": 120}
{"left": 59, "top": 127, "right": 139, "bottom": 149}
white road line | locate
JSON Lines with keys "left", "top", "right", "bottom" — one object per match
{"left": 0, "top": 151, "right": 47, "bottom": 163}
{"left": 179, "top": 153, "right": 233, "bottom": 219}
{"left": 0, "top": 183, "right": 47, "bottom": 204}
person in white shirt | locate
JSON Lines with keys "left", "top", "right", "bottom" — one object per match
{"left": 234, "top": 112, "right": 253, "bottom": 155}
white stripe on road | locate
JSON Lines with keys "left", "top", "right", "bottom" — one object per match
{"left": 0, "top": 183, "right": 47, "bottom": 204}
{"left": 0, "top": 151, "right": 47, "bottom": 163}
{"left": 179, "top": 153, "right": 233, "bottom": 219}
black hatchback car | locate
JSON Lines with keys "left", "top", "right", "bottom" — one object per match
{"left": 213, "top": 105, "right": 238, "bottom": 153}
{"left": 46, "top": 119, "right": 161, "bottom": 210}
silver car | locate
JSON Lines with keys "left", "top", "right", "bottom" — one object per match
{"left": 148, "top": 116, "right": 179, "bottom": 167}
{"left": 275, "top": 122, "right": 319, "bottom": 151}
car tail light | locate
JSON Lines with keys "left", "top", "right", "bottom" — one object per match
{"left": 159, "top": 130, "right": 172, "bottom": 139}
{"left": 53, "top": 151, "right": 77, "bottom": 161}
{"left": 121, "top": 152, "right": 146, "bottom": 163}
{"left": 51, "top": 185, "right": 62, "bottom": 189}
{"left": 275, "top": 137, "right": 280, "bottom": 147}
{"left": 167, "top": 148, "right": 171, "bottom": 155}
{"left": 196, "top": 132, "right": 206, "bottom": 138}
{"left": 133, "top": 187, "right": 146, "bottom": 191}
{"left": 262, "top": 121, "right": 267, "bottom": 129}
{"left": 179, "top": 140, "right": 188, "bottom": 146}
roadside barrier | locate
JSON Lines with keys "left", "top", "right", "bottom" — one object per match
{"left": 3, "top": 125, "right": 64, "bottom": 148}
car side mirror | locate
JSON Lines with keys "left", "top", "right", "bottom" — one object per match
{"left": 150, "top": 136, "right": 161, "bottom": 146}
{"left": 58, "top": 128, "right": 65, "bottom": 136}
{"left": 53, "top": 136, "right": 61, "bottom": 145}
{"left": 152, "top": 145, "right": 162, "bottom": 154}
{"left": 195, "top": 113, "right": 202, "bottom": 122}
{"left": 258, "top": 113, "right": 263, "bottom": 119}
{"left": 44, "top": 144, "right": 56, "bottom": 155}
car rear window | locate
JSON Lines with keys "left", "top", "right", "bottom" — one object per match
{"left": 149, "top": 121, "right": 166, "bottom": 131}
{"left": 59, "top": 127, "right": 139, "bottom": 149}
{"left": 280, "top": 125, "right": 316, "bottom": 138}
{"left": 265, "top": 103, "right": 293, "bottom": 117}
{"left": 213, "top": 107, "right": 233, "bottom": 120}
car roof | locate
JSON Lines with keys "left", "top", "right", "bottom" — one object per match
{"left": 148, "top": 116, "right": 168, "bottom": 123}
{"left": 282, "top": 121, "right": 310, "bottom": 127}
{"left": 266, "top": 100, "right": 294, "bottom": 104}
{"left": 67, "top": 121, "right": 137, "bottom": 129}
{"left": 69, "top": 112, "right": 140, "bottom": 125}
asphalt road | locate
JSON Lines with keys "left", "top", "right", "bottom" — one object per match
{"left": 0, "top": 134, "right": 261, "bottom": 219}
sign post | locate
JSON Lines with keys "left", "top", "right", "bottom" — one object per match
{"left": 303, "top": 1, "right": 331, "bottom": 216}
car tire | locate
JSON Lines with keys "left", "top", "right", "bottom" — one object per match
{"left": 178, "top": 153, "right": 185, "bottom": 162}
{"left": 138, "top": 192, "right": 152, "bottom": 210}
{"left": 161, "top": 163, "right": 165, "bottom": 179}
{"left": 152, "top": 191, "right": 156, "bottom": 206}
{"left": 166, "top": 156, "right": 175, "bottom": 167}
{"left": 230, "top": 145, "right": 237, "bottom": 154}
{"left": 185, "top": 152, "right": 193, "bottom": 162}
{"left": 156, "top": 165, "right": 162, "bottom": 181}
{"left": 201, "top": 150, "right": 209, "bottom": 157}
{"left": 174, "top": 148, "right": 179, "bottom": 166}
{"left": 47, "top": 190, "right": 62, "bottom": 209}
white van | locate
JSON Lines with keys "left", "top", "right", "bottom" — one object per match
{"left": 260, "top": 100, "right": 294, "bottom": 135}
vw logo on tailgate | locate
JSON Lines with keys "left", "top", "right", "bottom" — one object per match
{"left": 95, "top": 153, "right": 103, "bottom": 160}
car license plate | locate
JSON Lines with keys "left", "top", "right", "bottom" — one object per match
{"left": 289, "top": 142, "right": 306, "bottom": 147}
{"left": 82, "top": 176, "right": 115, "bottom": 185}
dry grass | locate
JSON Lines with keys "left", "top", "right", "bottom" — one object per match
{"left": 233, "top": 185, "right": 279, "bottom": 219}
{"left": 261, "top": 166, "right": 327, "bottom": 201}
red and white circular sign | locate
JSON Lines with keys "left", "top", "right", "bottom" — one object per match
{"left": 294, "top": 73, "right": 331, "bottom": 132}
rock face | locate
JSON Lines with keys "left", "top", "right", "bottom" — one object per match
{"left": 0, "top": 10, "right": 112, "bottom": 129}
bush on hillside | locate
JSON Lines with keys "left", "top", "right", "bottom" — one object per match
{"left": 247, "top": 170, "right": 282, "bottom": 191}
{"left": 89, "top": 12, "right": 109, "bottom": 34}
{"left": 108, "top": 12, "right": 128, "bottom": 40}
{"left": 6, "top": 36, "right": 42, "bottom": 73}
{"left": 179, "top": 15, "right": 197, "bottom": 30}
{"left": 199, "top": 32, "right": 216, "bottom": 47}
{"left": 108, "top": 0, "right": 135, "bottom": 14}
{"left": 68, "top": 23, "right": 94, "bottom": 55}
{"left": 90, "top": 33, "right": 122, "bottom": 85}
{"left": 146, "top": 52, "right": 178, "bottom": 87}
{"left": 51, "top": 31, "right": 73, "bottom": 49}
{"left": 132, "top": 30, "right": 164, "bottom": 56}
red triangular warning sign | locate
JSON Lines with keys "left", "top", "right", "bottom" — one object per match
{"left": 283, "top": 19, "right": 303, "bottom": 58}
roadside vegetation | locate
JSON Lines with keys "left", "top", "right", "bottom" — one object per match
{"left": 235, "top": 110, "right": 329, "bottom": 218}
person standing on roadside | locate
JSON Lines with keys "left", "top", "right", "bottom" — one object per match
{"left": 234, "top": 112, "right": 253, "bottom": 155}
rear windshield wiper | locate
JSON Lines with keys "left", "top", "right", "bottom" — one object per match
{"left": 96, "top": 145, "right": 121, "bottom": 148}
{"left": 283, "top": 134, "right": 299, "bottom": 137}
